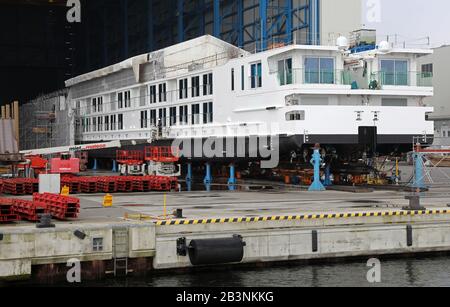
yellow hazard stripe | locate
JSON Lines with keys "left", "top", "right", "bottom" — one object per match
{"left": 154, "top": 209, "right": 450, "bottom": 226}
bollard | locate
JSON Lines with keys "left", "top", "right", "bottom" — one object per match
{"left": 36, "top": 214, "right": 55, "bottom": 229}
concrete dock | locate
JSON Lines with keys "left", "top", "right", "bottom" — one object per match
{"left": 2, "top": 185, "right": 450, "bottom": 282}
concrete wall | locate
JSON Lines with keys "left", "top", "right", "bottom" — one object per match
{"left": 320, "top": 0, "right": 363, "bottom": 45}
{"left": 0, "top": 223, "right": 155, "bottom": 280}
{"left": 153, "top": 213, "right": 450, "bottom": 269}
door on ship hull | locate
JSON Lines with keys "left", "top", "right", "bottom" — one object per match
{"left": 358, "top": 126, "right": 378, "bottom": 157}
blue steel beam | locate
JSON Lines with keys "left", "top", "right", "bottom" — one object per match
{"left": 214, "top": 0, "right": 221, "bottom": 38}
{"left": 122, "top": 0, "right": 129, "bottom": 58}
{"left": 147, "top": 0, "right": 154, "bottom": 51}
{"left": 177, "top": 0, "right": 184, "bottom": 42}
{"left": 259, "top": 0, "right": 268, "bottom": 51}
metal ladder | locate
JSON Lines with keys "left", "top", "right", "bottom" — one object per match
{"left": 113, "top": 228, "right": 129, "bottom": 277}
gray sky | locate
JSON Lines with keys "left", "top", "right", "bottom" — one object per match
{"left": 362, "top": 0, "right": 450, "bottom": 47}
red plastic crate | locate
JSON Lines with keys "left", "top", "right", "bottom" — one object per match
{"left": 12, "top": 199, "right": 47, "bottom": 222}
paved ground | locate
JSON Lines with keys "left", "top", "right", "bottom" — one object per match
{"left": 2, "top": 164, "right": 450, "bottom": 227}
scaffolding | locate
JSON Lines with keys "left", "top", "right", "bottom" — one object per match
{"left": 19, "top": 89, "right": 72, "bottom": 151}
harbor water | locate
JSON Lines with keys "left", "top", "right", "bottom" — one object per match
{"left": 74, "top": 255, "right": 450, "bottom": 287}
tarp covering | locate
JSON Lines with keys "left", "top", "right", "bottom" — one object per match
{"left": 0, "top": 119, "right": 21, "bottom": 161}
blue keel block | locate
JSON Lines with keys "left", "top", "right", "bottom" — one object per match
{"left": 203, "top": 163, "right": 212, "bottom": 185}
{"left": 308, "top": 148, "right": 326, "bottom": 191}
{"left": 112, "top": 160, "right": 117, "bottom": 173}
{"left": 323, "top": 165, "right": 332, "bottom": 187}
{"left": 93, "top": 158, "right": 98, "bottom": 171}
{"left": 228, "top": 164, "right": 237, "bottom": 185}
{"left": 186, "top": 163, "right": 193, "bottom": 183}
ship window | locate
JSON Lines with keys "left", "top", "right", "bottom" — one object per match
{"left": 203, "top": 102, "right": 213, "bottom": 124}
{"left": 97, "top": 97, "right": 103, "bottom": 112}
{"left": 149, "top": 85, "right": 157, "bottom": 103}
{"left": 110, "top": 115, "right": 116, "bottom": 131}
{"left": 241, "top": 65, "right": 245, "bottom": 90}
{"left": 170, "top": 107, "right": 177, "bottom": 126}
{"left": 192, "top": 104, "right": 200, "bottom": 125}
{"left": 124, "top": 91, "right": 131, "bottom": 108}
{"left": 381, "top": 98, "right": 407, "bottom": 106}
{"left": 92, "top": 98, "right": 97, "bottom": 113}
{"left": 159, "top": 108, "right": 167, "bottom": 127}
{"left": 97, "top": 116, "right": 103, "bottom": 132}
{"left": 251, "top": 62, "right": 262, "bottom": 88}
{"left": 159, "top": 83, "right": 167, "bottom": 102}
{"left": 150, "top": 109, "right": 157, "bottom": 126}
{"left": 286, "top": 111, "right": 305, "bottom": 121}
{"left": 179, "top": 105, "right": 188, "bottom": 125}
{"left": 192, "top": 76, "right": 200, "bottom": 97}
{"left": 179, "top": 79, "right": 188, "bottom": 99}
{"left": 118, "top": 114, "right": 123, "bottom": 130}
{"left": 92, "top": 117, "right": 97, "bottom": 132}
{"left": 278, "top": 58, "right": 293, "bottom": 85}
{"left": 140, "top": 110, "right": 148, "bottom": 129}
{"left": 422, "top": 63, "right": 433, "bottom": 74}
{"left": 231, "top": 68, "right": 235, "bottom": 91}
{"left": 305, "top": 57, "right": 335, "bottom": 84}
{"left": 203, "top": 73, "right": 213, "bottom": 95}
{"left": 105, "top": 116, "right": 109, "bottom": 131}
{"left": 380, "top": 59, "right": 408, "bottom": 86}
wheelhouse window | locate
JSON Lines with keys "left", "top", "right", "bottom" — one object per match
{"left": 250, "top": 62, "right": 262, "bottom": 88}
{"left": 104, "top": 116, "right": 109, "bottom": 131}
{"left": 380, "top": 59, "right": 408, "bottom": 86}
{"left": 203, "top": 102, "right": 213, "bottom": 124}
{"left": 305, "top": 57, "right": 335, "bottom": 84}
{"left": 286, "top": 111, "right": 305, "bottom": 121}
{"left": 241, "top": 65, "right": 245, "bottom": 90}
{"left": 124, "top": 91, "right": 131, "bottom": 108}
{"left": 278, "top": 58, "right": 293, "bottom": 85}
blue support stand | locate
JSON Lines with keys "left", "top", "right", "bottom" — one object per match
{"left": 323, "top": 165, "right": 332, "bottom": 187}
{"left": 308, "top": 149, "right": 326, "bottom": 191}
{"left": 112, "top": 160, "right": 117, "bottom": 173}
{"left": 203, "top": 163, "right": 212, "bottom": 185}
{"left": 93, "top": 159, "right": 98, "bottom": 171}
{"left": 186, "top": 163, "right": 193, "bottom": 183}
{"left": 412, "top": 153, "right": 425, "bottom": 189}
{"left": 228, "top": 164, "right": 237, "bottom": 185}
{"left": 228, "top": 164, "right": 237, "bottom": 191}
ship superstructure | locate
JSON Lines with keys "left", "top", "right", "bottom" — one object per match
{"left": 66, "top": 35, "right": 434, "bottom": 162}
